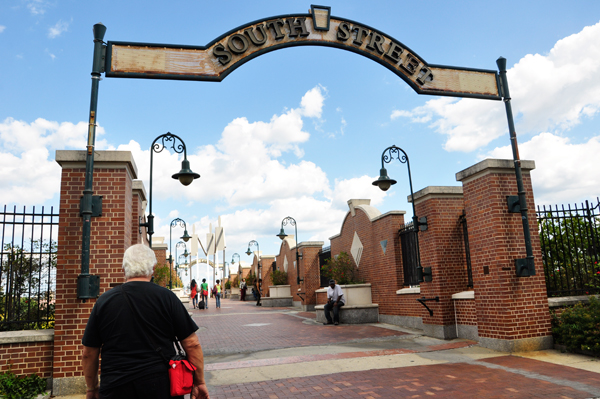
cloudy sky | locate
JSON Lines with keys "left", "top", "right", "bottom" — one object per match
{"left": 1, "top": 0, "right": 600, "bottom": 277}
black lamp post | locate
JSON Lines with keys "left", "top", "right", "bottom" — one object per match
{"left": 277, "top": 216, "right": 303, "bottom": 284}
{"left": 232, "top": 253, "right": 240, "bottom": 284}
{"left": 246, "top": 240, "right": 260, "bottom": 291}
{"left": 372, "top": 145, "right": 429, "bottom": 283}
{"left": 168, "top": 218, "right": 191, "bottom": 289}
{"left": 175, "top": 241, "right": 187, "bottom": 287}
{"left": 139, "top": 132, "right": 200, "bottom": 247}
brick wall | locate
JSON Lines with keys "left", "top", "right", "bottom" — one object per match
{"left": 275, "top": 238, "right": 323, "bottom": 307}
{"left": 53, "top": 151, "right": 138, "bottom": 394}
{"left": 0, "top": 340, "right": 53, "bottom": 378}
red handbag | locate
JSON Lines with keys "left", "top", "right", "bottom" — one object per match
{"left": 169, "top": 359, "right": 197, "bottom": 396}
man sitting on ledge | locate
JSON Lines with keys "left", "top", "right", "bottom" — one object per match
{"left": 324, "top": 279, "right": 345, "bottom": 325}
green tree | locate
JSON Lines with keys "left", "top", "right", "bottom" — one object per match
{"left": 320, "top": 252, "right": 361, "bottom": 285}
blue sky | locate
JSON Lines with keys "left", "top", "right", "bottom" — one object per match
{"left": 2, "top": 0, "right": 600, "bottom": 278}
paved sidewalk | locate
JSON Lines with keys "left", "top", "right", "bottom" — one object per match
{"left": 54, "top": 298, "right": 600, "bottom": 398}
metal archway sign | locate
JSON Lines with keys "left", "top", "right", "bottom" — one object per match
{"left": 78, "top": 5, "right": 533, "bottom": 299}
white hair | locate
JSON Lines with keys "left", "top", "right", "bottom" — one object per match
{"left": 122, "top": 244, "right": 157, "bottom": 279}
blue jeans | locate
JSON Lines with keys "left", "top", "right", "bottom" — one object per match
{"left": 215, "top": 292, "right": 221, "bottom": 308}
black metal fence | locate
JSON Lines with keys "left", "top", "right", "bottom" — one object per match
{"left": 318, "top": 246, "right": 331, "bottom": 287}
{"left": 399, "top": 222, "right": 419, "bottom": 286}
{"left": 459, "top": 211, "right": 474, "bottom": 288}
{"left": 537, "top": 199, "right": 600, "bottom": 297}
{"left": 0, "top": 205, "right": 58, "bottom": 331}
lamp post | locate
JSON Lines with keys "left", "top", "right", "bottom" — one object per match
{"left": 232, "top": 253, "right": 240, "bottom": 279}
{"left": 169, "top": 218, "right": 191, "bottom": 289}
{"left": 175, "top": 241, "right": 187, "bottom": 287}
{"left": 277, "top": 216, "right": 303, "bottom": 285}
{"left": 372, "top": 145, "right": 429, "bottom": 283}
{"left": 246, "top": 240, "right": 260, "bottom": 291}
{"left": 139, "top": 132, "right": 200, "bottom": 247}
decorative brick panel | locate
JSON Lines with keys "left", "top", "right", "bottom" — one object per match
{"left": 0, "top": 341, "right": 53, "bottom": 378}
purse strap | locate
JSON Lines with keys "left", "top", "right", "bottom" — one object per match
{"left": 119, "top": 285, "right": 184, "bottom": 366}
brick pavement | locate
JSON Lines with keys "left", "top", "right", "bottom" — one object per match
{"left": 209, "top": 359, "right": 600, "bottom": 398}
{"left": 193, "top": 299, "right": 409, "bottom": 356}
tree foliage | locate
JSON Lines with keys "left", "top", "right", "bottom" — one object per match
{"left": 271, "top": 269, "right": 288, "bottom": 286}
{"left": 320, "top": 251, "right": 362, "bottom": 285}
{"left": 0, "top": 242, "right": 56, "bottom": 331}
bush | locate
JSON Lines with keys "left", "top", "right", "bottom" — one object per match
{"left": 225, "top": 280, "right": 231, "bottom": 289}
{"left": 320, "top": 252, "right": 362, "bottom": 285}
{"left": 552, "top": 296, "right": 600, "bottom": 356}
{"left": 0, "top": 370, "right": 47, "bottom": 399}
{"left": 231, "top": 275, "right": 239, "bottom": 288}
{"left": 245, "top": 272, "right": 257, "bottom": 287}
{"left": 271, "top": 270, "right": 288, "bottom": 285}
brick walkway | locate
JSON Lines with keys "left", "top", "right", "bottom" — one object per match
{"left": 193, "top": 299, "right": 409, "bottom": 356}
{"left": 208, "top": 359, "right": 600, "bottom": 398}
{"left": 191, "top": 298, "right": 600, "bottom": 399}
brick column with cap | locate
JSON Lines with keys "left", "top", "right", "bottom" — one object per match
{"left": 456, "top": 159, "right": 552, "bottom": 352}
{"left": 53, "top": 150, "right": 139, "bottom": 395}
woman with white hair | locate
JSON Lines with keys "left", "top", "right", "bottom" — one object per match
{"left": 81, "top": 244, "right": 210, "bottom": 399}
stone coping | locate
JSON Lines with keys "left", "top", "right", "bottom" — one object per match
{"left": 55, "top": 150, "right": 138, "bottom": 179}
{"left": 408, "top": 186, "right": 463, "bottom": 204}
{"left": 455, "top": 158, "right": 535, "bottom": 183}
{"left": 263, "top": 296, "right": 293, "bottom": 300}
{"left": 452, "top": 290, "right": 475, "bottom": 299}
{"left": 396, "top": 287, "right": 420, "bottom": 295}
{"left": 315, "top": 304, "right": 379, "bottom": 310}
{"left": 268, "top": 285, "right": 290, "bottom": 288}
{"left": 132, "top": 180, "right": 147, "bottom": 202}
{"left": 0, "top": 329, "right": 54, "bottom": 344}
{"left": 548, "top": 294, "right": 599, "bottom": 308}
{"left": 315, "top": 283, "right": 372, "bottom": 293}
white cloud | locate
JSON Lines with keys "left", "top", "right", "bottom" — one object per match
{"left": 299, "top": 85, "right": 326, "bottom": 118}
{"left": 27, "top": 0, "right": 49, "bottom": 15}
{"left": 391, "top": 20, "right": 600, "bottom": 152}
{"left": 48, "top": 20, "right": 69, "bottom": 38}
{"left": 0, "top": 117, "right": 109, "bottom": 205}
{"left": 485, "top": 132, "right": 600, "bottom": 205}
{"left": 0, "top": 26, "right": 6, "bottom": 33}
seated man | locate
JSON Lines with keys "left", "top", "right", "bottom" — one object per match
{"left": 324, "top": 279, "right": 345, "bottom": 325}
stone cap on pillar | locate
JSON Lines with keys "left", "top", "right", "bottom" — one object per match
{"left": 297, "top": 241, "right": 325, "bottom": 249}
{"left": 152, "top": 236, "right": 168, "bottom": 250}
{"left": 407, "top": 186, "right": 463, "bottom": 205}
{"left": 55, "top": 150, "right": 138, "bottom": 180}
{"left": 455, "top": 158, "right": 535, "bottom": 183}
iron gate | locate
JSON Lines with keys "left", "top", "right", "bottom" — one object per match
{"left": 399, "top": 222, "right": 419, "bottom": 286}
{"left": 0, "top": 205, "right": 58, "bottom": 331}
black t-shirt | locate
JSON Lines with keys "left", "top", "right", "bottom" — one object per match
{"left": 82, "top": 281, "right": 198, "bottom": 392}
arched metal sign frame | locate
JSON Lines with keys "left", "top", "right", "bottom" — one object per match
{"left": 78, "top": 5, "right": 534, "bottom": 299}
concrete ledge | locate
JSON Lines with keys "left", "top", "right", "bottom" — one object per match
{"left": 261, "top": 296, "right": 293, "bottom": 307}
{"left": 397, "top": 287, "right": 420, "bottom": 295}
{"left": 0, "top": 329, "right": 54, "bottom": 344}
{"left": 315, "top": 304, "right": 379, "bottom": 324}
{"left": 548, "top": 295, "right": 599, "bottom": 308}
{"left": 52, "top": 376, "right": 88, "bottom": 396}
{"left": 479, "top": 335, "right": 554, "bottom": 352}
{"left": 457, "top": 324, "right": 479, "bottom": 341}
{"left": 452, "top": 290, "right": 474, "bottom": 299}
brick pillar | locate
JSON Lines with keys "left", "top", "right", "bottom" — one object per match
{"left": 53, "top": 150, "right": 138, "bottom": 395}
{"left": 297, "top": 242, "right": 324, "bottom": 310}
{"left": 132, "top": 180, "right": 148, "bottom": 246}
{"left": 412, "top": 186, "right": 468, "bottom": 339}
{"left": 456, "top": 159, "right": 552, "bottom": 352}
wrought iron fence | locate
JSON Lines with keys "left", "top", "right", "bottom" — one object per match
{"left": 459, "top": 211, "right": 474, "bottom": 288}
{"left": 0, "top": 205, "right": 58, "bottom": 331}
{"left": 537, "top": 199, "right": 600, "bottom": 297}
{"left": 318, "top": 246, "right": 331, "bottom": 287}
{"left": 399, "top": 222, "right": 419, "bottom": 286}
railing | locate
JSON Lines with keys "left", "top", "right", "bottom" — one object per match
{"left": 537, "top": 199, "right": 600, "bottom": 297}
{"left": 399, "top": 222, "right": 419, "bottom": 286}
{"left": 0, "top": 205, "right": 58, "bottom": 331}
{"left": 318, "top": 247, "right": 331, "bottom": 287}
{"left": 459, "top": 211, "right": 474, "bottom": 288}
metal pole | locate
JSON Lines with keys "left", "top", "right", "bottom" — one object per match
{"left": 497, "top": 57, "right": 535, "bottom": 276}
{"left": 78, "top": 23, "right": 105, "bottom": 300}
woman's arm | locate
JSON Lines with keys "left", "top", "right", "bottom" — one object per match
{"left": 181, "top": 333, "right": 210, "bottom": 399}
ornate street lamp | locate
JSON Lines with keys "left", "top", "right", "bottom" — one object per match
{"left": 168, "top": 218, "right": 191, "bottom": 289}
{"left": 175, "top": 240, "right": 187, "bottom": 286}
{"left": 372, "top": 145, "right": 429, "bottom": 283}
{"left": 246, "top": 240, "right": 261, "bottom": 291}
{"left": 232, "top": 253, "right": 240, "bottom": 279}
{"left": 277, "top": 216, "right": 303, "bottom": 284}
{"left": 139, "top": 132, "right": 200, "bottom": 247}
